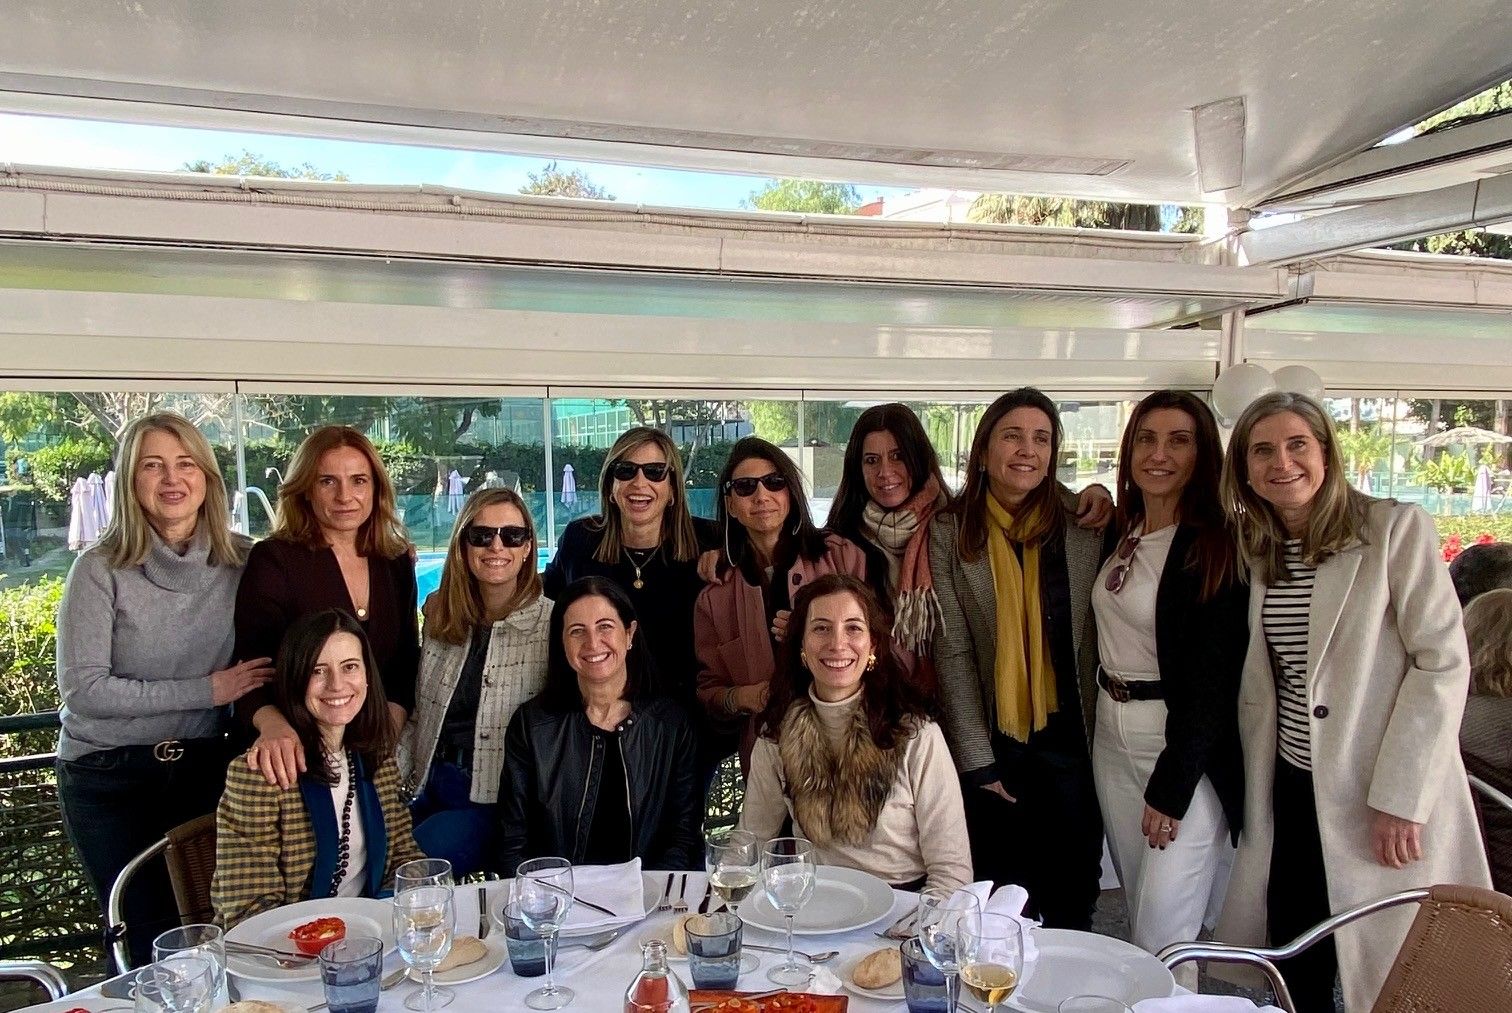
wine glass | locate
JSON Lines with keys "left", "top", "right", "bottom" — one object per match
{"left": 760, "top": 837, "right": 816, "bottom": 986}
{"left": 395, "top": 857, "right": 454, "bottom": 893}
{"left": 916, "top": 888, "right": 980, "bottom": 1012}
{"left": 513, "top": 857, "right": 576, "bottom": 1010}
{"left": 132, "top": 954, "right": 215, "bottom": 1013}
{"left": 706, "top": 827, "right": 760, "bottom": 972}
{"left": 394, "top": 884, "right": 456, "bottom": 1012}
{"left": 151, "top": 925, "right": 225, "bottom": 1008}
{"left": 957, "top": 913, "right": 1025, "bottom": 1013}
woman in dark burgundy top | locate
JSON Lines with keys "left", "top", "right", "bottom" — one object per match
{"left": 235, "top": 426, "right": 418, "bottom": 788}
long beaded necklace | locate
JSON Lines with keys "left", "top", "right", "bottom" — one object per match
{"left": 622, "top": 545, "right": 659, "bottom": 590}
{"left": 328, "top": 749, "right": 356, "bottom": 897}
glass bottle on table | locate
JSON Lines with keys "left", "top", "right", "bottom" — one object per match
{"left": 624, "top": 939, "right": 690, "bottom": 1013}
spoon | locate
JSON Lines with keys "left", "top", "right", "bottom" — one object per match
{"left": 742, "top": 942, "right": 839, "bottom": 964}
{"left": 558, "top": 927, "right": 628, "bottom": 952}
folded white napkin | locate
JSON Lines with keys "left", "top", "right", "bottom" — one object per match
{"left": 1133, "top": 997, "right": 1282, "bottom": 1012}
{"left": 951, "top": 881, "right": 1040, "bottom": 965}
{"left": 558, "top": 858, "right": 648, "bottom": 932}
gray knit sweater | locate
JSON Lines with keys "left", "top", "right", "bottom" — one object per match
{"left": 56, "top": 528, "right": 251, "bottom": 761}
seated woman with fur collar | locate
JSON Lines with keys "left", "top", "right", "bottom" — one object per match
{"left": 739, "top": 573, "right": 971, "bottom": 893}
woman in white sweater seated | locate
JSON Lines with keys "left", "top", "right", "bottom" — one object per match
{"left": 740, "top": 573, "right": 971, "bottom": 892}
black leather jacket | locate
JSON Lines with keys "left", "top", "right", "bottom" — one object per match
{"left": 496, "top": 695, "right": 701, "bottom": 875}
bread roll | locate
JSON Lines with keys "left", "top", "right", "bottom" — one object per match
{"left": 670, "top": 915, "right": 691, "bottom": 955}
{"left": 435, "top": 934, "right": 487, "bottom": 972}
{"left": 223, "top": 1002, "right": 285, "bottom": 1013}
{"left": 852, "top": 946, "right": 904, "bottom": 989}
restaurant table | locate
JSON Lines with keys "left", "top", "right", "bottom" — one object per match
{"left": 47, "top": 873, "right": 1193, "bottom": 1012}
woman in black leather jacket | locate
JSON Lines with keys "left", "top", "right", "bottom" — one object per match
{"left": 496, "top": 576, "right": 701, "bottom": 873}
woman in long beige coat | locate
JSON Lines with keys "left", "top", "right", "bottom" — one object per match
{"left": 1216, "top": 392, "right": 1489, "bottom": 1012}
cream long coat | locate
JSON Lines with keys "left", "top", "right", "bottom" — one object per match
{"left": 1216, "top": 499, "right": 1490, "bottom": 1010}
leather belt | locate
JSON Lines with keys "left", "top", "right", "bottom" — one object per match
{"left": 1097, "top": 668, "right": 1164, "bottom": 702}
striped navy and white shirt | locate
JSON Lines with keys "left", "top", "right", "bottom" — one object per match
{"left": 1263, "top": 539, "right": 1317, "bottom": 770}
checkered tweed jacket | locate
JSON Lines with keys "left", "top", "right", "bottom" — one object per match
{"left": 399, "top": 594, "right": 552, "bottom": 803}
{"left": 212, "top": 751, "right": 424, "bottom": 928}
{"left": 927, "top": 488, "right": 1103, "bottom": 778}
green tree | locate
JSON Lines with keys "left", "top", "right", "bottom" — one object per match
{"left": 519, "top": 162, "right": 616, "bottom": 200}
{"left": 181, "top": 150, "right": 350, "bottom": 181}
{"left": 969, "top": 194, "right": 1174, "bottom": 231}
{"left": 746, "top": 180, "right": 861, "bottom": 214}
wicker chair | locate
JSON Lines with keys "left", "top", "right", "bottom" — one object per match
{"left": 1159, "top": 884, "right": 1512, "bottom": 1013}
{"left": 106, "top": 814, "right": 218, "bottom": 970}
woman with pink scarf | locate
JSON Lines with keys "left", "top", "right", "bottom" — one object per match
{"left": 826, "top": 404, "right": 1113, "bottom": 688}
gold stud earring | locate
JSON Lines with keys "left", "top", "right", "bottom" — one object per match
{"left": 866, "top": 652, "right": 877, "bottom": 672}
{"left": 800, "top": 650, "right": 809, "bottom": 667}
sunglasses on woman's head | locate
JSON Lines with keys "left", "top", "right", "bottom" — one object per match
{"left": 610, "top": 460, "right": 670, "bottom": 483}
{"left": 725, "top": 473, "right": 789, "bottom": 497}
{"left": 463, "top": 524, "right": 531, "bottom": 548}
{"left": 1104, "top": 534, "right": 1142, "bottom": 594}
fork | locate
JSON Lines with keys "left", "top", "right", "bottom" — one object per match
{"left": 307, "top": 966, "right": 408, "bottom": 1011}
{"left": 655, "top": 872, "right": 676, "bottom": 912}
{"left": 671, "top": 872, "right": 690, "bottom": 914}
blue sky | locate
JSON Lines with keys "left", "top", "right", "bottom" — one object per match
{"left": 0, "top": 112, "right": 908, "bottom": 211}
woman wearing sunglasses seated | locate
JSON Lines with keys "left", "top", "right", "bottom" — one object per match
{"left": 213, "top": 609, "right": 423, "bottom": 929}
{"left": 694, "top": 437, "right": 866, "bottom": 773}
{"left": 543, "top": 428, "right": 722, "bottom": 775}
{"left": 400, "top": 489, "right": 550, "bottom": 876}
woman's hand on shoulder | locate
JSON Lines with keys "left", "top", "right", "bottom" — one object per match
{"left": 209, "top": 657, "right": 274, "bottom": 706}
{"left": 1073, "top": 484, "right": 1114, "bottom": 529}
{"left": 1370, "top": 808, "right": 1424, "bottom": 869}
{"left": 247, "top": 710, "right": 306, "bottom": 790}
{"left": 696, "top": 549, "right": 731, "bottom": 584}
{"left": 770, "top": 609, "right": 790, "bottom": 643}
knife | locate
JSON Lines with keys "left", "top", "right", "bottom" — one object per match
{"left": 478, "top": 885, "right": 490, "bottom": 939}
{"left": 696, "top": 878, "right": 715, "bottom": 914}
{"left": 575, "top": 896, "right": 620, "bottom": 918}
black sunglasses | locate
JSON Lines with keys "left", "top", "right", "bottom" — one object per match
{"left": 610, "top": 460, "right": 671, "bottom": 483}
{"left": 1104, "top": 534, "right": 1142, "bottom": 594}
{"left": 463, "top": 524, "right": 531, "bottom": 549}
{"left": 725, "top": 473, "right": 789, "bottom": 497}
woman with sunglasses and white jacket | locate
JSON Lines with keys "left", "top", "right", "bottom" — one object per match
{"left": 402, "top": 488, "right": 551, "bottom": 876}
{"left": 695, "top": 437, "right": 867, "bottom": 772}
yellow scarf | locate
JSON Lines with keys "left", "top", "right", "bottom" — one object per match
{"left": 984, "top": 494, "right": 1058, "bottom": 741}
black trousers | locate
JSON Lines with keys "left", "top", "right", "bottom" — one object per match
{"left": 1268, "top": 757, "right": 1339, "bottom": 1013}
{"left": 57, "top": 738, "right": 231, "bottom": 970}
{"left": 961, "top": 726, "right": 1104, "bottom": 930}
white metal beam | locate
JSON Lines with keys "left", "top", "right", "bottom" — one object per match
{"left": 1239, "top": 172, "right": 1512, "bottom": 267}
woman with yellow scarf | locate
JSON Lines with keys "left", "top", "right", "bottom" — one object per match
{"left": 928, "top": 388, "right": 1106, "bottom": 929}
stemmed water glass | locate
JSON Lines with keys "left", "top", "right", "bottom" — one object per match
{"left": 706, "top": 828, "right": 761, "bottom": 972}
{"left": 152, "top": 925, "right": 226, "bottom": 1009}
{"left": 957, "top": 913, "right": 1025, "bottom": 1013}
{"left": 394, "top": 884, "right": 456, "bottom": 1012}
{"left": 395, "top": 857, "right": 454, "bottom": 893}
{"left": 513, "top": 857, "right": 576, "bottom": 1010}
{"left": 132, "top": 954, "right": 216, "bottom": 1013}
{"left": 760, "top": 837, "right": 816, "bottom": 986}
{"left": 916, "top": 888, "right": 980, "bottom": 1012}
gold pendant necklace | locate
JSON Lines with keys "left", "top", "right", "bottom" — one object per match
{"left": 622, "top": 545, "right": 657, "bottom": 590}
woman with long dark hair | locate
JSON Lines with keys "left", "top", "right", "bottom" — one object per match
{"left": 693, "top": 437, "right": 866, "bottom": 771}
{"left": 1089, "top": 390, "right": 1247, "bottom": 985}
{"left": 495, "top": 577, "right": 700, "bottom": 874}
{"left": 928, "top": 388, "right": 1105, "bottom": 928}
{"left": 213, "top": 610, "right": 423, "bottom": 928}
{"left": 740, "top": 573, "right": 970, "bottom": 892}
{"left": 403, "top": 488, "right": 550, "bottom": 876}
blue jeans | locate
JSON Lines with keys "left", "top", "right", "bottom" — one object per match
{"left": 411, "top": 761, "right": 496, "bottom": 877}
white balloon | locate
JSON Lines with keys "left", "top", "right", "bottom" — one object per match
{"left": 1211, "top": 363, "right": 1277, "bottom": 423}
{"left": 1272, "top": 364, "right": 1326, "bottom": 401}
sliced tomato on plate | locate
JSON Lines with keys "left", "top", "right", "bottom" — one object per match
{"left": 288, "top": 916, "right": 346, "bottom": 955}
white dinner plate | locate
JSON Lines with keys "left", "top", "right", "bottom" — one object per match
{"left": 1008, "top": 929, "right": 1175, "bottom": 1012}
{"left": 737, "top": 866, "right": 896, "bottom": 936}
{"left": 20, "top": 1001, "right": 139, "bottom": 1013}
{"left": 225, "top": 897, "right": 396, "bottom": 984}
{"left": 840, "top": 949, "right": 906, "bottom": 1001}
{"left": 415, "top": 935, "right": 507, "bottom": 986}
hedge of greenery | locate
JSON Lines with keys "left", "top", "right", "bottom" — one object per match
{"left": 0, "top": 578, "right": 62, "bottom": 759}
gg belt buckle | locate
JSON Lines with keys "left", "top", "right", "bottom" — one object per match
{"left": 1106, "top": 673, "right": 1131, "bottom": 703}
{"left": 153, "top": 739, "right": 185, "bottom": 762}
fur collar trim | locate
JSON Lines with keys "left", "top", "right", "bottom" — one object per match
{"left": 777, "top": 696, "right": 902, "bottom": 846}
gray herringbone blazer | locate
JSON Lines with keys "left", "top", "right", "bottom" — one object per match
{"left": 927, "top": 490, "right": 1102, "bottom": 777}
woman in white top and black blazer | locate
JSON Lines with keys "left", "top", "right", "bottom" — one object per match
{"left": 1089, "top": 390, "right": 1247, "bottom": 988}
{"left": 1215, "top": 391, "right": 1490, "bottom": 1013}
{"left": 402, "top": 488, "right": 551, "bottom": 877}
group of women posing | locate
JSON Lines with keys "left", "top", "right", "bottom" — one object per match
{"left": 56, "top": 389, "right": 1488, "bottom": 1012}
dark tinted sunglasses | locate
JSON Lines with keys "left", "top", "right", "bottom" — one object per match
{"left": 610, "top": 460, "right": 671, "bottom": 483}
{"left": 464, "top": 524, "right": 531, "bottom": 549}
{"left": 1104, "top": 534, "right": 1142, "bottom": 594}
{"left": 725, "top": 473, "right": 789, "bottom": 497}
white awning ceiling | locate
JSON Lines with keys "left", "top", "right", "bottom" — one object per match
{"left": 2, "top": 1, "right": 1510, "bottom": 209}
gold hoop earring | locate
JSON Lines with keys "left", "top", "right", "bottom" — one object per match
{"left": 800, "top": 650, "right": 809, "bottom": 668}
{"left": 866, "top": 652, "right": 877, "bottom": 672}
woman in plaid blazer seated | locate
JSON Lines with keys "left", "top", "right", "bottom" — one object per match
{"left": 213, "top": 609, "right": 425, "bottom": 928}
